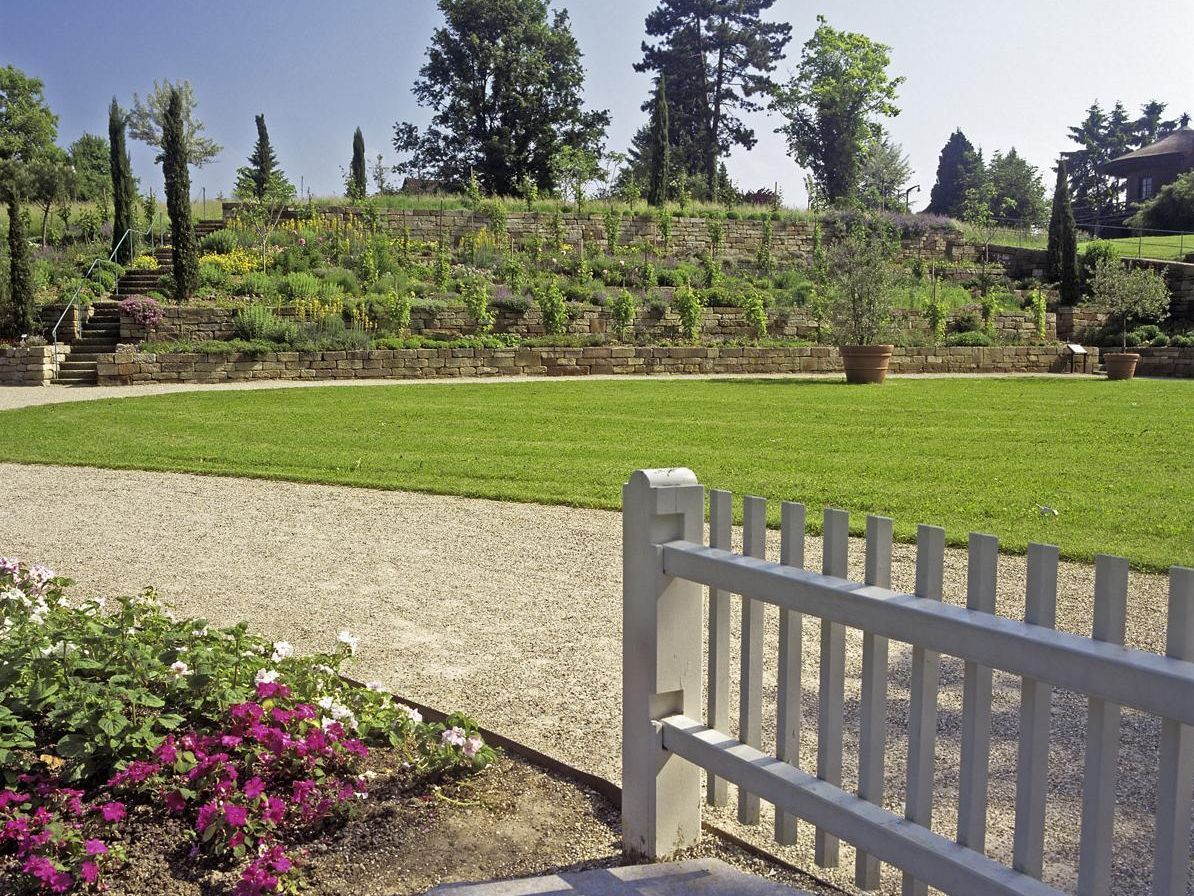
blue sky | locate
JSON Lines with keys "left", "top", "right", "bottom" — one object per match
{"left": 3, "top": 0, "right": 1192, "bottom": 208}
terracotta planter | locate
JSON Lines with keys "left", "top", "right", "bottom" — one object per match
{"left": 839, "top": 344, "right": 894, "bottom": 384}
{"left": 1104, "top": 352, "right": 1140, "bottom": 380}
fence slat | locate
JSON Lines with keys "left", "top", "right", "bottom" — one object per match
{"left": 1013, "top": 543, "right": 1059, "bottom": 879}
{"left": 775, "top": 501, "right": 806, "bottom": 845}
{"left": 1077, "top": 555, "right": 1129, "bottom": 896}
{"left": 855, "top": 515, "right": 893, "bottom": 889}
{"left": 902, "top": 525, "right": 946, "bottom": 896}
{"left": 958, "top": 533, "right": 999, "bottom": 853}
{"left": 706, "top": 489, "right": 733, "bottom": 807}
{"left": 738, "top": 495, "right": 766, "bottom": 825}
{"left": 815, "top": 508, "right": 849, "bottom": 867}
{"left": 1153, "top": 566, "right": 1194, "bottom": 896}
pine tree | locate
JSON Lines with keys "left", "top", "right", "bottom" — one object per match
{"left": 348, "top": 127, "right": 367, "bottom": 201}
{"left": 235, "top": 114, "right": 285, "bottom": 199}
{"left": 5, "top": 195, "right": 35, "bottom": 337}
{"left": 109, "top": 98, "right": 137, "bottom": 263}
{"left": 162, "top": 87, "right": 198, "bottom": 300}
{"left": 1047, "top": 159, "right": 1079, "bottom": 303}
{"left": 647, "top": 77, "right": 670, "bottom": 207}
{"left": 926, "top": 129, "right": 984, "bottom": 218}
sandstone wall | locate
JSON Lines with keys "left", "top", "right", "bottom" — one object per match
{"left": 0, "top": 345, "right": 68, "bottom": 386}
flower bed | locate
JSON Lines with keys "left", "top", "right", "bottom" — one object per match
{"left": 0, "top": 559, "right": 492, "bottom": 895}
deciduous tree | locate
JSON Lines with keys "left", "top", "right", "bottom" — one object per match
{"left": 771, "top": 16, "right": 902, "bottom": 206}
{"left": 68, "top": 132, "right": 110, "bottom": 203}
{"left": 0, "top": 65, "right": 58, "bottom": 164}
{"left": 392, "top": 0, "right": 609, "bottom": 196}
{"left": 129, "top": 80, "right": 221, "bottom": 167}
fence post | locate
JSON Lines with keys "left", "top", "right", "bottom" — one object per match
{"left": 622, "top": 467, "right": 705, "bottom": 860}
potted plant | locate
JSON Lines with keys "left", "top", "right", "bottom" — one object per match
{"left": 1089, "top": 258, "right": 1170, "bottom": 380}
{"left": 825, "top": 218, "right": 897, "bottom": 384}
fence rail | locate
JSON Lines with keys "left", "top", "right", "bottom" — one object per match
{"left": 622, "top": 468, "right": 1194, "bottom": 896}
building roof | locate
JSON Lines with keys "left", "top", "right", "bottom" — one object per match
{"left": 1101, "top": 128, "right": 1194, "bottom": 175}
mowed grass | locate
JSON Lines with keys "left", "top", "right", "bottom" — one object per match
{"left": 0, "top": 378, "right": 1190, "bottom": 570}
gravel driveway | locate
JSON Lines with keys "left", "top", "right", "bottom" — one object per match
{"left": 1, "top": 459, "right": 1184, "bottom": 894}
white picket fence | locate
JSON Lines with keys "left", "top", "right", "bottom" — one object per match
{"left": 621, "top": 468, "right": 1194, "bottom": 896}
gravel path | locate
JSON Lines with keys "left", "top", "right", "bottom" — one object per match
{"left": 0, "top": 462, "right": 1182, "bottom": 894}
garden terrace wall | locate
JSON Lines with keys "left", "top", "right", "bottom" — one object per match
{"left": 1114, "top": 346, "right": 1194, "bottom": 378}
{"left": 96, "top": 344, "right": 1090, "bottom": 386}
{"left": 121, "top": 303, "right": 1057, "bottom": 345}
{"left": 224, "top": 203, "right": 976, "bottom": 266}
{"left": 0, "top": 345, "right": 68, "bottom": 386}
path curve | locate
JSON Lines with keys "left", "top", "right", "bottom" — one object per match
{"left": 0, "top": 462, "right": 1176, "bottom": 894}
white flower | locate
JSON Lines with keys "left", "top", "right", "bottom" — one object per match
{"left": 398, "top": 704, "right": 422, "bottom": 725}
{"left": 255, "top": 668, "right": 279, "bottom": 685}
{"left": 317, "top": 696, "right": 334, "bottom": 711}
{"left": 1, "top": 588, "right": 24, "bottom": 604}
{"left": 365, "top": 680, "right": 386, "bottom": 692}
{"left": 170, "top": 661, "right": 190, "bottom": 677}
{"left": 337, "top": 630, "right": 359, "bottom": 655}
{"left": 441, "top": 726, "right": 467, "bottom": 748}
{"left": 271, "top": 641, "right": 294, "bottom": 662}
{"left": 313, "top": 664, "right": 335, "bottom": 676}
{"left": 463, "top": 735, "right": 484, "bottom": 759}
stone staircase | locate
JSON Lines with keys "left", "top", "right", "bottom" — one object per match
{"left": 54, "top": 303, "right": 121, "bottom": 386}
{"left": 115, "top": 220, "right": 226, "bottom": 297}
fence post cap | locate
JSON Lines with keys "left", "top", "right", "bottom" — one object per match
{"left": 627, "top": 468, "right": 698, "bottom": 490}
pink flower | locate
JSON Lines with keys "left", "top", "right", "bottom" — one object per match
{"left": 81, "top": 861, "right": 100, "bottom": 884}
{"left": 463, "top": 735, "right": 484, "bottom": 759}
{"left": 441, "top": 726, "right": 467, "bottom": 748}
{"left": 224, "top": 803, "right": 248, "bottom": 827}
{"left": 243, "top": 777, "right": 266, "bottom": 800}
{"left": 164, "top": 791, "right": 187, "bottom": 814}
{"left": 98, "top": 801, "right": 125, "bottom": 823}
{"left": 85, "top": 838, "right": 108, "bottom": 855}
{"left": 49, "top": 870, "right": 74, "bottom": 893}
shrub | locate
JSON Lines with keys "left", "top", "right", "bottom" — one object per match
{"left": 234, "top": 305, "right": 298, "bottom": 344}
{"left": 534, "top": 278, "right": 568, "bottom": 336}
{"left": 672, "top": 282, "right": 703, "bottom": 342}
{"left": 609, "top": 288, "right": 637, "bottom": 338}
{"left": 951, "top": 311, "right": 982, "bottom": 334}
{"left": 1089, "top": 259, "right": 1170, "bottom": 351}
{"left": 319, "top": 266, "right": 361, "bottom": 295}
{"left": 1080, "top": 241, "right": 1118, "bottom": 294}
{"left": 129, "top": 254, "right": 158, "bottom": 271}
{"left": 946, "top": 330, "right": 994, "bottom": 346}
{"left": 480, "top": 200, "right": 507, "bottom": 238}
{"left": 199, "top": 229, "right": 238, "bottom": 254}
{"left": 241, "top": 271, "right": 277, "bottom": 298}
{"left": 826, "top": 220, "right": 898, "bottom": 346}
{"left": 925, "top": 290, "right": 947, "bottom": 345}
{"left": 199, "top": 247, "right": 258, "bottom": 276}
{"left": 117, "top": 296, "right": 164, "bottom": 329}
{"left": 741, "top": 287, "right": 767, "bottom": 340}
{"left": 1171, "top": 333, "right": 1192, "bottom": 347}
{"left": 282, "top": 271, "right": 320, "bottom": 301}
{"left": 198, "top": 263, "right": 227, "bottom": 289}
{"left": 603, "top": 207, "right": 622, "bottom": 250}
{"left": 460, "top": 276, "right": 494, "bottom": 333}
{"left": 980, "top": 292, "right": 1000, "bottom": 333}
{"left": 1151, "top": 334, "right": 1170, "bottom": 347}
{"left": 1031, "top": 287, "right": 1047, "bottom": 340}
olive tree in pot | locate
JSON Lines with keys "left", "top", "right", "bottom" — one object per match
{"left": 1090, "top": 258, "right": 1170, "bottom": 380}
{"left": 826, "top": 220, "right": 898, "bottom": 383}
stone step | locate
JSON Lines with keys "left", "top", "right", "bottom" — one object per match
{"left": 426, "top": 859, "right": 810, "bottom": 896}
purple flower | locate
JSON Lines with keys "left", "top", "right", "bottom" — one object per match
{"left": 224, "top": 803, "right": 248, "bottom": 827}
{"left": 81, "top": 861, "right": 100, "bottom": 884}
{"left": 85, "top": 838, "right": 108, "bottom": 855}
{"left": 98, "top": 801, "right": 125, "bottom": 823}
{"left": 243, "top": 777, "right": 265, "bottom": 800}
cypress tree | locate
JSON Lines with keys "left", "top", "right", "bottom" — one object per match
{"left": 162, "top": 87, "right": 198, "bottom": 300}
{"left": 647, "top": 76, "right": 670, "bottom": 207}
{"left": 109, "top": 97, "right": 137, "bottom": 264}
{"left": 926, "top": 129, "right": 984, "bottom": 218}
{"left": 1046, "top": 158, "right": 1079, "bottom": 302}
{"left": 348, "top": 127, "right": 367, "bottom": 201}
{"left": 235, "top": 114, "right": 282, "bottom": 199}
{"left": 5, "top": 195, "right": 35, "bottom": 337}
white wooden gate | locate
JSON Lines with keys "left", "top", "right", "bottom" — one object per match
{"left": 622, "top": 468, "right": 1194, "bottom": 896}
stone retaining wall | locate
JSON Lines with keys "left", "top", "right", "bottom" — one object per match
{"left": 0, "top": 345, "right": 68, "bottom": 386}
{"left": 121, "top": 302, "right": 1058, "bottom": 345}
{"left": 97, "top": 344, "right": 1089, "bottom": 386}
{"left": 1123, "top": 347, "right": 1194, "bottom": 378}
{"left": 225, "top": 203, "right": 976, "bottom": 265}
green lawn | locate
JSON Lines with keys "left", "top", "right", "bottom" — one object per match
{"left": 987, "top": 230, "right": 1193, "bottom": 261}
{"left": 0, "top": 378, "right": 1190, "bottom": 570}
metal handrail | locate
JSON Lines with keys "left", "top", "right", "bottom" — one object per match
{"left": 51, "top": 216, "right": 157, "bottom": 346}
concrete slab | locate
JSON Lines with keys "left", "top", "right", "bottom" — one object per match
{"left": 426, "top": 858, "right": 810, "bottom": 895}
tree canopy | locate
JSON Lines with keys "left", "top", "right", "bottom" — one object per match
{"left": 857, "top": 133, "right": 912, "bottom": 210}
{"left": 771, "top": 16, "right": 902, "bottom": 206}
{"left": 925, "top": 129, "right": 984, "bottom": 218}
{"left": 235, "top": 114, "right": 289, "bottom": 200}
{"left": 986, "top": 148, "right": 1047, "bottom": 224}
{"left": 392, "top": 0, "right": 609, "bottom": 196}
{"left": 1126, "top": 170, "right": 1194, "bottom": 232}
{"left": 67, "top": 132, "right": 110, "bottom": 203}
{"left": 0, "top": 64, "right": 58, "bottom": 164}
{"left": 635, "top": 0, "right": 790, "bottom": 192}
{"left": 129, "top": 80, "right": 222, "bottom": 167}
